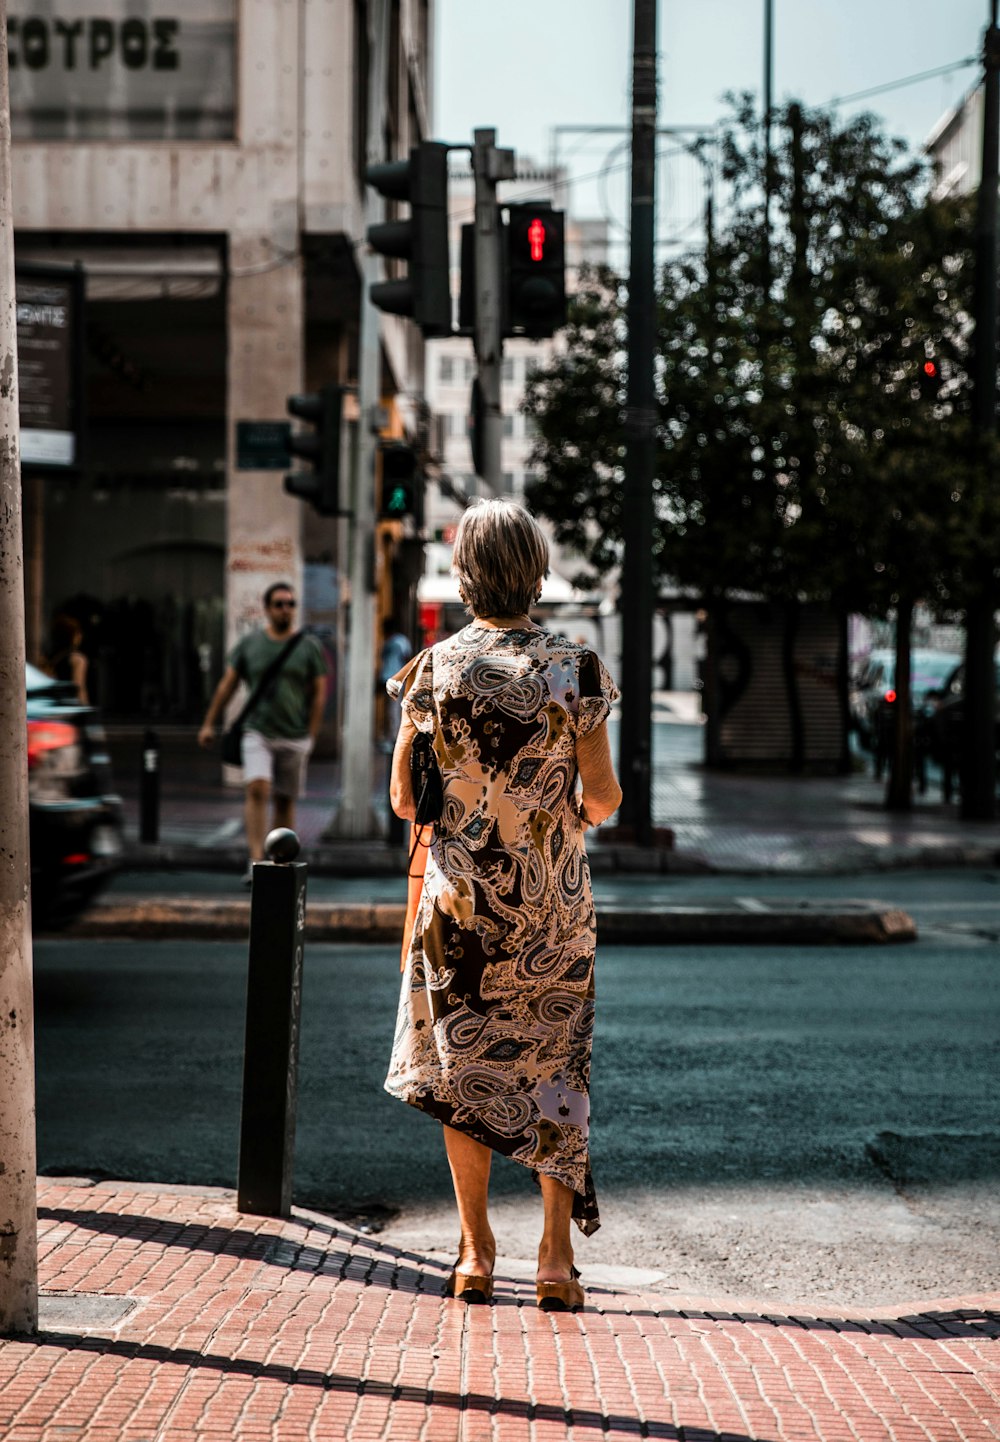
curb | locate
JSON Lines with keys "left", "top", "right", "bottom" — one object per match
{"left": 117, "top": 839, "right": 1000, "bottom": 878}
{"left": 58, "top": 897, "right": 918, "bottom": 944}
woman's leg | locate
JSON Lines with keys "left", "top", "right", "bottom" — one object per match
{"left": 442, "top": 1124, "right": 495, "bottom": 1274}
{"left": 537, "top": 1174, "right": 576, "bottom": 1283}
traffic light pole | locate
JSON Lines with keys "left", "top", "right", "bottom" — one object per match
{"left": 472, "top": 129, "right": 514, "bottom": 491}
{"left": 332, "top": 0, "right": 389, "bottom": 839}
{"left": 618, "top": 0, "right": 658, "bottom": 846}
{"left": 962, "top": 0, "right": 1000, "bottom": 822}
{"left": 0, "top": 1, "right": 39, "bottom": 1337}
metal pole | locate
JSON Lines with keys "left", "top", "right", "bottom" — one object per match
{"left": 333, "top": 0, "right": 390, "bottom": 838}
{"left": 237, "top": 828, "right": 307, "bottom": 1217}
{"left": 0, "top": 0, "right": 39, "bottom": 1337}
{"left": 962, "top": 0, "right": 1000, "bottom": 821}
{"left": 763, "top": 0, "right": 774, "bottom": 277}
{"left": 618, "top": 0, "right": 657, "bottom": 844}
{"left": 140, "top": 728, "right": 160, "bottom": 844}
{"left": 472, "top": 128, "right": 514, "bottom": 492}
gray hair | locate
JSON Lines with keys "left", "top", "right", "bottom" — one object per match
{"left": 452, "top": 498, "right": 550, "bottom": 618}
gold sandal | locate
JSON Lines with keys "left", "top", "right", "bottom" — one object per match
{"left": 444, "top": 1268, "right": 494, "bottom": 1304}
{"left": 536, "top": 1265, "right": 584, "bottom": 1312}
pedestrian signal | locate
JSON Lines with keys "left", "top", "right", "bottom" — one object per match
{"left": 505, "top": 202, "right": 566, "bottom": 339}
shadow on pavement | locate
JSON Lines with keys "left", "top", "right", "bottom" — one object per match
{"left": 21, "top": 1329, "right": 702, "bottom": 1441}
{"left": 37, "top": 1205, "right": 1000, "bottom": 1339}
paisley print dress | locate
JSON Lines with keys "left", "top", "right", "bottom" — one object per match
{"left": 385, "top": 621, "right": 619, "bottom": 1236}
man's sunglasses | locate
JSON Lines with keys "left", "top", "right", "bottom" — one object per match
{"left": 271, "top": 599, "right": 297, "bottom": 610}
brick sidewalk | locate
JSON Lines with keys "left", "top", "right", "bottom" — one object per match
{"left": 2, "top": 1180, "right": 997, "bottom": 1441}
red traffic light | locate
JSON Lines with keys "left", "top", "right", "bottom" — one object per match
{"left": 527, "top": 217, "right": 546, "bottom": 261}
{"left": 505, "top": 203, "right": 566, "bottom": 339}
{"left": 922, "top": 360, "right": 939, "bottom": 380}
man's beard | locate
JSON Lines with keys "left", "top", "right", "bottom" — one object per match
{"left": 272, "top": 613, "right": 293, "bottom": 634}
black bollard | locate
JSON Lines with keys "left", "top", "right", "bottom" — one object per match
{"left": 236, "top": 827, "right": 307, "bottom": 1217}
{"left": 140, "top": 729, "right": 160, "bottom": 843}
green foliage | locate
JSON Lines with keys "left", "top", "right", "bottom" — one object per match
{"left": 523, "top": 97, "right": 996, "bottom": 615}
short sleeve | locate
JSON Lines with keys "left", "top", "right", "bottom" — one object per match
{"left": 576, "top": 650, "right": 620, "bottom": 737}
{"left": 227, "top": 636, "right": 247, "bottom": 679}
{"left": 386, "top": 647, "right": 436, "bottom": 733}
{"left": 304, "top": 635, "right": 327, "bottom": 678}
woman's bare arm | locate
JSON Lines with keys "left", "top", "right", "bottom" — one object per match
{"left": 389, "top": 713, "right": 418, "bottom": 820}
{"left": 576, "top": 721, "right": 622, "bottom": 826}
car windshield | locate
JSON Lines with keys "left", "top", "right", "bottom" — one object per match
{"left": 857, "top": 650, "right": 962, "bottom": 698}
{"left": 910, "top": 652, "right": 962, "bottom": 694}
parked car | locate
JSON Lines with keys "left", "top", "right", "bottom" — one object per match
{"left": 920, "top": 659, "right": 1000, "bottom": 801}
{"left": 26, "top": 662, "right": 123, "bottom": 926}
{"left": 851, "top": 648, "right": 962, "bottom": 772}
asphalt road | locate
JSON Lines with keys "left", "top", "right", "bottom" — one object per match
{"left": 33, "top": 873, "right": 1000, "bottom": 1308}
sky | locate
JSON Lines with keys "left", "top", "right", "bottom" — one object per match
{"left": 435, "top": 0, "right": 985, "bottom": 263}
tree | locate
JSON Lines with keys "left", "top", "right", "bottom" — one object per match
{"left": 524, "top": 98, "right": 984, "bottom": 792}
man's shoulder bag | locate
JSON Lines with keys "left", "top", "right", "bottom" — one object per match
{"left": 221, "top": 630, "right": 307, "bottom": 766}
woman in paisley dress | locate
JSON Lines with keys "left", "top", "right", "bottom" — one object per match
{"left": 386, "top": 499, "right": 622, "bottom": 1311}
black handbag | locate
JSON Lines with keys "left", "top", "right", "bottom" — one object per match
{"left": 410, "top": 730, "right": 443, "bottom": 825}
{"left": 221, "top": 631, "right": 306, "bottom": 766}
{"left": 220, "top": 722, "right": 245, "bottom": 767}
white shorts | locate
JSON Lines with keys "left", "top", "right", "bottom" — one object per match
{"left": 241, "top": 730, "right": 312, "bottom": 799}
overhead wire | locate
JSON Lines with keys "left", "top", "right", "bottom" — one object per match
{"left": 828, "top": 55, "right": 976, "bottom": 107}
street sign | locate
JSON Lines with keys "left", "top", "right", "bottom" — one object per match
{"left": 236, "top": 420, "right": 292, "bottom": 471}
{"left": 16, "top": 263, "right": 84, "bottom": 470}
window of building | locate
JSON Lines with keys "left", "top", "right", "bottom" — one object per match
{"left": 450, "top": 411, "right": 467, "bottom": 437}
{"left": 440, "top": 357, "right": 454, "bottom": 384}
{"left": 502, "top": 414, "right": 515, "bottom": 438}
{"left": 464, "top": 358, "right": 476, "bottom": 383}
{"left": 502, "top": 358, "right": 515, "bottom": 382}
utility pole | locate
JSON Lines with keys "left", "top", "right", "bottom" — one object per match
{"left": 471, "top": 129, "right": 514, "bottom": 492}
{"left": 762, "top": 0, "right": 774, "bottom": 298}
{"left": 618, "top": 0, "right": 657, "bottom": 845}
{"left": 333, "top": 0, "right": 390, "bottom": 839}
{"left": 962, "top": 0, "right": 1000, "bottom": 822}
{"left": 0, "top": 0, "right": 39, "bottom": 1336}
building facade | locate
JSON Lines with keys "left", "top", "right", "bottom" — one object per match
{"left": 926, "top": 82, "right": 981, "bottom": 199}
{"left": 12, "top": 0, "right": 432, "bottom": 727}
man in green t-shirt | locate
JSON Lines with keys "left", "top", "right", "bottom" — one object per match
{"left": 199, "top": 582, "right": 327, "bottom": 884}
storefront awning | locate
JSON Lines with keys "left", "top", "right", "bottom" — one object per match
{"left": 15, "top": 245, "right": 223, "bottom": 301}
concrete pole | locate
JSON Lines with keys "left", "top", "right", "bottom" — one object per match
{"left": 0, "top": 0, "right": 39, "bottom": 1337}
{"left": 472, "top": 129, "right": 513, "bottom": 491}
{"left": 618, "top": 0, "right": 657, "bottom": 844}
{"left": 334, "top": 0, "right": 389, "bottom": 838}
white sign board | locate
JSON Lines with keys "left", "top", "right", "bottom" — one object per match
{"left": 8, "top": 1, "right": 236, "bottom": 141}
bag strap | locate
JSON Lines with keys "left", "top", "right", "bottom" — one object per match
{"left": 408, "top": 821, "right": 433, "bottom": 876}
{"left": 231, "top": 630, "right": 307, "bottom": 729}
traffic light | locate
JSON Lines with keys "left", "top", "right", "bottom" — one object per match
{"left": 365, "top": 141, "right": 451, "bottom": 338}
{"left": 284, "top": 385, "right": 343, "bottom": 516}
{"left": 918, "top": 357, "right": 942, "bottom": 403}
{"left": 379, "top": 442, "right": 424, "bottom": 526}
{"left": 505, "top": 202, "right": 566, "bottom": 339}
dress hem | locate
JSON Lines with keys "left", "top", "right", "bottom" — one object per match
{"left": 385, "top": 1081, "right": 600, "bottom": 1237}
